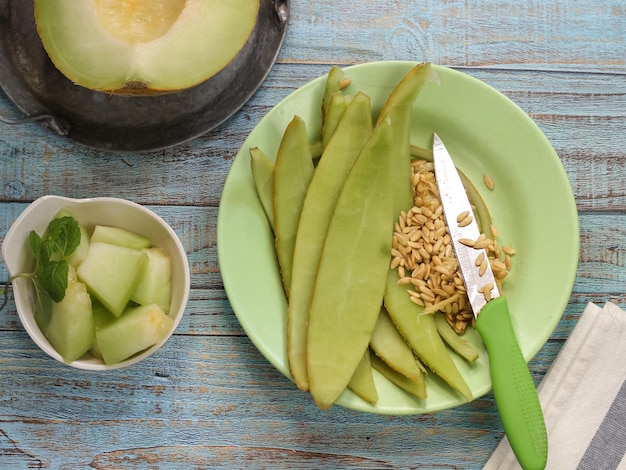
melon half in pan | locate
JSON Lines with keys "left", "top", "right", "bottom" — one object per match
{"left": 34, "top": 0, "right": 260, "bottom": 93}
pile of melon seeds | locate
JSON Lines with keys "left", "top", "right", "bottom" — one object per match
{"left": 390, "top": 159, "right": 514, "bottom": 334}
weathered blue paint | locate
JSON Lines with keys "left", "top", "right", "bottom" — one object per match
{"left": 0, "top": 0, "right": 624, "bottom": 468}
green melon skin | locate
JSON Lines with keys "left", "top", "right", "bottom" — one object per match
{"left": 130, "top": 247, "right": 172, "bottom": 314}
{"left": 91, "top": 225, "right": 151, "bottom": 250}
{"left": 95, "top": 304, "right": 174, "bottom": 365}
{"left": 76, "top": 242, "right": 148, "bottom": 317}
{"left": 44, "top": 266, "right": 95, "bottom": 363}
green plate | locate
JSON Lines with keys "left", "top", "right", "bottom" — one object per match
{"left": 217, "top": 61, "right": 579, "bottom": 415}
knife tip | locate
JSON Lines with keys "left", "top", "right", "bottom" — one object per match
{"left": 433, "top": 133, "right": 443, "bottom": 154}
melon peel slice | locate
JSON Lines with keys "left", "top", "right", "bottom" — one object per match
{"left": 34, "top": 0, "right": 260, "bottom": 92}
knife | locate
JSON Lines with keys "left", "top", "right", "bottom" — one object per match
{"left": 432, "top": 133, "right": 548, "bottom": 470}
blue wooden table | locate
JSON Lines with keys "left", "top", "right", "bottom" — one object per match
{"left": 0, "top": 1, "right": 624, "bottom": 468}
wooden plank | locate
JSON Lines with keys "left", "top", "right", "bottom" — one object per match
{"left": 0, "top": 332, "right": 566, "bottom": 468}
{"left": 0, "top": 203, "right": 223, "bottom": 289}
{"left": 2, "top": 205, "right": 625, "bottom": 298}
{"left": 1, "top": 66, "right": 624, "bottom": 211}
{"left": 0, "top": 0, "right": 623, "bottom": 467}
{"left": 283, "top": 0, "right": 625, "bottom": 71}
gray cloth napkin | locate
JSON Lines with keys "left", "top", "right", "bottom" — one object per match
{"left": 484, "top": 302, "right": 626, "bottom": 470}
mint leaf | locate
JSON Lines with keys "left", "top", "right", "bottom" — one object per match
{"left": 33, "top": 216, "right": 80, "bottom": 303}
{"left": 1, "top": 214, "right": 81, "bottom": 314}
{"left": 32, "top": 278, "right": 53, "bottom": 329}
{"left": 41, "top": 217, "right": 81, "bottom": 261}
{"left": 38, "top": 260, "right": 69, "bottom": 303}
{"left": 29, "top": 231, "right": 42, "bottom": 268}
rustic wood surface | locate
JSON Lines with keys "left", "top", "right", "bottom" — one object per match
{"left": 0, "top": 1, "right": 625, "bottom": 468}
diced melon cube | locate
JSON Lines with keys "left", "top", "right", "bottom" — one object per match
{"left": 90, "top": 225, "right": 151, "bottom": 250}
{"left": 89, "top": 342, "right": 102, "bottom": 361}
{"left": 131, "top": 247, "right": 172, "bottom": 313}
{"left": 77, "top": 242, "right": 148, "bottom": 317}
{"left": 66, "top": 224, "right": 91, "bottom": 268}
{"left": 44, "top": 266, "right": 94, "bottom": 363}
{"left": 88, "top": 301, "right": 117, "bottom": 359}
{"left": 95, "top": 304, "right": 174, "bottom": 365}
{"left": 92, "top": 301, "right": 117, "bottom": 329}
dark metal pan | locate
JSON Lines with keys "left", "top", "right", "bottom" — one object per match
{"left": 0, "top": 0, "right": 289, "bottom": 153}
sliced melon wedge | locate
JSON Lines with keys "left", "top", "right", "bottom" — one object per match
{"left": 34, "top": 0, "right": 260, "bottom": 92}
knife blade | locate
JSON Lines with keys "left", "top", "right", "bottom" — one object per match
{"left": 433, "top": 133, "right": 547, "bottom": 470}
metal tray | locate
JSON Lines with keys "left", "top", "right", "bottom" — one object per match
{"left": 0, "top": 0, "right": 289, "bottom": 152}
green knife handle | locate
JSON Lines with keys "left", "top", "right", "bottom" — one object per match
{"left": 476, "top": 296, "right": 548, "bottom": 470}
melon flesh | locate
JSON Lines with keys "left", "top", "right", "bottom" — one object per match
{"left": 44, "top": 266, "right": 95, "bottom": 363}
{"left": 91, "top": 225, "right": 151, "bottom": 250}
{"left": 131, "top": 247, "right": 172, "bottom": 313}
{"left": 95, "top": 304, "right": 174, "bottom": 365}
{"left": 34, "top": 0, "right": 260, "bottom": 92}
{"left": 76, "top": 242, "right": 148, "bottom": 317}
{"left": 88, "top": 301, "right": 117, "bottom": 360}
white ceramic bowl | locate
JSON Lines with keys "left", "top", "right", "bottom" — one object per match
{"left": 1, "top": 195, "right": 190, "bottom": 370}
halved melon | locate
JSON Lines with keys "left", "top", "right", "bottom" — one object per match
{"left": 34, "top": 0, "right": 260, "bottom": 92}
